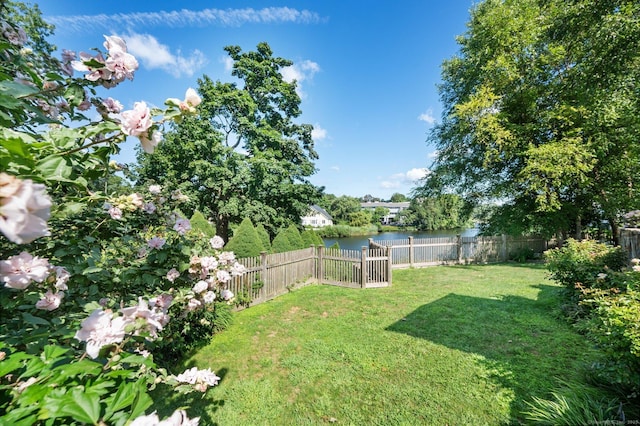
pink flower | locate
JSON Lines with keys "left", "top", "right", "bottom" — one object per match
{"left": 174, "top": 367, "right": 220, "bottom": 392}
{"left": 0, "top": 251, "right": 50, "bottom": 290}
{"left": 200, "top": 256, "right": 218, "bottom": 271}
{"left": 130, "top": 410, "right": 200, "bottom": 426}
{"left": 105, "top": 49, "right": 138, "bottom": 83}
{"left": 203, "top": 291, "right": 216, "bottom": 304}
{"left": 217, "top": 251, "right": 236, "bottom": 264}
{"left": 35, "top": 290, "right": 64, "bottom": 311}
{"left": 209, "top": 236, "right": 225, "bottom": 249}
{"left": 108, "top": 206, "right": 122, "bottom": 220}
{"left": 220, "top": 289, "right": 234, "bottom": 301}
{"left": 231, "top": 262, "right": 246, "bottom": 276}
{"left": 52, "top": 266, "right": 70, "bottom": 290}
{"left": 101, "top": 97, "right": 123, "bottom": 114}
{"left": 147, "top": 237, "right": 166, "bottom": 249}
{"left": 72, "top": 51, "right": 112, "bottom": 82}
{"left": 74, "top": 309, "right": 128, "bottom": 358}
{"left": 0, "top": 174, "right": 52, "bottom": 244}
{"left": 140, "top": 130, "right": 162, "bottom": 154}
{"left": 192, "top": 280, "right": 208, "bottom": 294}
{"left": 186, "top": 297, "right": 201, "bottom": 311}
{"left": 216, "top": 270, "right": 231, "bottom": 283}
{"left": 143, "top": 202, "right": 156, "bottom": 214}
{"left": 166, "top": 88, "right": 201, "bottom": 114}
{"left": 103, "top": 35, "right": 127, "bottom": 53}
{"left": 148, "top": 185, "right": 162, "bottom": 195}
{"left": 173, "top": 218, "right": 191, "bottom": 235}
{"left": 120, "top": 298, "right": 169, "bottom": 339}
{"left": 149, "top": 293, "right": 173, "bottom": 310}
{"left": 120, "top": 102, "right": 152, "bottom": 137}
{"left": 166, "top": 268, "right": 180, "bottom": 282}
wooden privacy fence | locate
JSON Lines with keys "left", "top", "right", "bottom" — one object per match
{"left": 227, "top": 246, "right": 392, "bottom": 307}
{"left": 227, "top": 235, "right": 548, "bottom": 308}
{"left": 369, "top": 235, "right": 549, "bottom": 268}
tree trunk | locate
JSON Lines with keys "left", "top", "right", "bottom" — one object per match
{"left": 217, "top": 215, "right": 230, "bottom": 243}
{"left": 575, "top": 215, "right": 582, "bottom": 240}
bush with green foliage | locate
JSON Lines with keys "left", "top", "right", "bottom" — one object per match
{"left": 255, "top": 223, "right": 272, "bottom": 252}
{"left": 190, "top": 210, "right": 217, "bottom": 239}
{"left": 283, "top": 224, "right": 305, "bottom": 250}
{"left": 544, "top": 239, "right": 640, "bottom": 411}
{"left": 301, "top": 229, "right": 323, "bottom": 247}
{"left": 271, "top": 231, "right": 293, "bottom": 253}
{"left": 224, "top": 217, "right": 265, "bottom": 258}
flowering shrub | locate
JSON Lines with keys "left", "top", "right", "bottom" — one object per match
{"left": 0, "top": 11, "right": 239, "bottom": 425}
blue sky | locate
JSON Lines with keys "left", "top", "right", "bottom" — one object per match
{"left": 37, "top": 0, "right": 475, "bottom": 200}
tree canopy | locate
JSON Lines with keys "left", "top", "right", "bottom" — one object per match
{"left": 134, "top": 42, "right": 322, "bottom": 241}
{"left": 419, "top": 0, "right": 640, "bottom": 243}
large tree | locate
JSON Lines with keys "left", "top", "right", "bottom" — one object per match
{"left": 135, "top": 42, "right": 322, "bottom": 241}
{"left": 419, "top": 0, "right": 640, "bottom": 243}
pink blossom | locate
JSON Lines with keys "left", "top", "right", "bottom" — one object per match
{"left": 35, "top": 290, "right": 64, "bottom": 311}
{"left": 120, "top": 102, "right": 152, "bottom": 137}
{"left": 216, "top": 270, "right": 231, "bottom": 283}
{"left": 148, "top": 185, "right": 162, "bottom": 195}
{"left": 0, "top": 174, "right": 52, "bottom": 244}
{"left": 105, "top": 49, "right": 138, "bottom": 83}
{"left": 143, "top": 202, "right": 156, "bottom": 214}
{"left": 220, "top": 289, "right": 234, "bottom": 301}
{"left": 203, "top": 291, "right": 216, "bottom": 304}
{"left": 217, "top": 251, "right": 236, "bottom": 264}
{"left": 120, "top": 298, "right": 169, "bottom": 339}
{"left": 52, "top": 266, "right": 70, "bottom": 290}
{"left": 108, "top": 206, "right": 122, "bottom": 220}
{"left": 200, "top": 256, "right": 218, "bottom": 271}
{"left": 140, "top": 130, "right": 162, "bottom": 154}
{"left": 165, "top": 88, "right": 201, "bottom": 114}
{"left": 77, "top": 99, "right": 92, "bottom": 111}
{"left": 61, "top": 49, "right": 76, "bottom": 63}
{"left": 166, "top": 268, "right": 180, "bottom": 282}
{"left": 186, "top": 297, "right": 201, "bottom": 311}
{"left": 231, "top": 262, "right": 246, "bottom": 276}
{"left": 173, "top": 218, "right": 191, "bottom": 235}
{"left": 209, "top": 236, "right": 225, "bottom": 249}
{"left": 101, "top": 97, "right": 123, "bottom": 113}
{"left": 130, "top": 410, "right": 200, "bottom": 426}
{"left": 192, "top": 280, "right": 208, "bottom": 294}
{"left": 1, "top": 21, "right": 27, "bottom": 46}
{"left": 74, "top": 309, "right": 128, "bottom": 358}
{"left": 147, "top": 237, "right": 166, "bottom": 249}
{"left": 103, "top": 35, "right": 128, "bottom": 53}
{"left": 72, "top": 51, "right": 112, "bottom": 82}
{"left": 149, "top": 293, "right": 173, "bottom": 310}
{"left": 138, "top": 247, "right": 148, "bottom": 258}
{"left": 1, "top": 251, "right": 50, "bottom": 290}
{"left": 174, "top": 367, "right": 220, "bottom": 392}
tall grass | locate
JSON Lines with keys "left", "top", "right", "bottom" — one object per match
{"left": 155, "top": 264, "right": 617, "bottom": 425}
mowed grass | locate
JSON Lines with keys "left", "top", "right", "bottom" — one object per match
{"left": 158, "top": 264, "right": 606, "bottom": 425}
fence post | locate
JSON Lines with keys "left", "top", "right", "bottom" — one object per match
{"left": 361, "top": 246, "right": 367, "bottom": 288}
{"left": 408, "top": 236, "right": 414, "bottom": 267}
{"left": 317, "top": 245, "right": 324, "bottom": 283}
{"left": 501, "top": 234, "right": 508, "bottom": 261}
{"left": 260, "top": 251, "right": 268, "bottom": 301}
{"left": 386, "top": 245, "right": 393, "bottom": 286}
{"left": 456, "top": 234, "right": 462, "bottom": 263}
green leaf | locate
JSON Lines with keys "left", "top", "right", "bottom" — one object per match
{"left": 0, "top": 351, "right": 33, "bottom": 376}
{"left": 82, "top": 266, "right": 103, "bottom": 275}
{"left": 0, "top": 80, "right": 39, "bottom": 99}
{"left": 58, "top": 388, "right": 101, "bottom": 424}
{"left": 103, "top": 382, "right": 139, "bottom": 418}
{"left": 53, "top": 359, "right": 102, "bottom": 380}
{"left": 43, "top": 344, "right": 71, "bottom": 362}
{"left": 36, "top": 155, "right": 73, "bottom": 181}
{"left": 63, "top": 83, "right": 85, "bottom": 108}
{"left": 21, "top": 312, "right": 51, "bottom": 326}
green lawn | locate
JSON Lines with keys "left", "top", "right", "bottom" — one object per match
{"left": 158, "top": 264, "right": 608, "bottom": 425}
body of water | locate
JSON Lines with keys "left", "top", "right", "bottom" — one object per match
{"left": 323, "top": 228, "right": 479, "bottom": 251}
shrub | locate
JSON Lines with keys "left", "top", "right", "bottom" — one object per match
{"left": 255, "top": 223, "right": 272, "bottom": 252}
{"left": 301, "top": 229, "right": 323, "bottom": 247}
{"left": 190, "top": 210, "right": 217, "bottom": 239}
{"left": 283, "top": 224, "right": 305, "bottom": 250}
{"left": 224, "top": 217, "right": 264, "bottom": 258}
{"left": 272, "top": 231, "right": 293, "bottom": 253}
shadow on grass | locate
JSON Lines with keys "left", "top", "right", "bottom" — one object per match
{"left": 386, "top": 284, "right": 583, "bottom": 423}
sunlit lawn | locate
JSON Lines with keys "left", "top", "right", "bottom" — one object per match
{"left": 157, "top": 264, "right": 607, "bottom": 425}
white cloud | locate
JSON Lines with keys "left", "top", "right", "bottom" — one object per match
{"left": 46, "top": 7, "right": 325, "bottom": 33}
{"left": 405, "top": 168, "right": 429, "bottom": 181}
{"left": 221, "top": 56, "right": 234, "bottom": 72}
{"left": 331, "top": 166, "right": 340, "bottom": 172}
{"left": 379, "top": 168, "right": 430, "bottom": 191}
{"left": 124, "top": 33, "right": 205, "bottom": 78}
{"left": 311, "top": 124, "right": 327, "bottom": 141}
{"left": 418, "top": 109, "right": 436, "bottom": 125}
{"left": 281, "top": 60, "right": 320, "bottom": 98}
